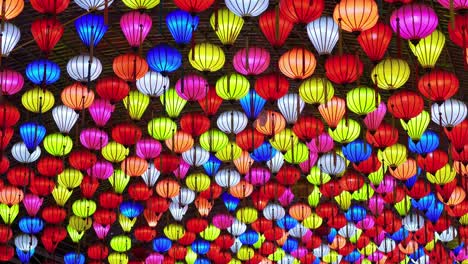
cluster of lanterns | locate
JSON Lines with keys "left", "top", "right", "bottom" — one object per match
{"left": 0, "top": 0, "right": 466, "bottom": 263}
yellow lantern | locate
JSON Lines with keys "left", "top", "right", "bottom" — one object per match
{"left": 307, "top": 166, "right": 331, "bottom": 185}
{"left": 164, "top": 223, "right": 185, "bottom": 240}
{"left": 200, "top": 224, "right": 220, "bottom": 241}
{"left": 236, "top": 207, "right": 258, "bottom": 224}
{"left": 122, "top": 0, "right": 159, "bottom": 9}
{"left": 368, "top": 165, "right": 386, "bottom": 186}
{"left": 216, "top": 73, "right": 250, "bottom": 100}
{"left": 185, "top": 248, "right": 197, "bottom": 264}
{"left": 229, "top": 259, "right": 242, "bottom": 264}
{"left": 200, "top": 129, "right": 229, "bottom": 152}
{"left": 401, "top": 111, "right": 430, "bottom": 140}
{"left": 67, "top": 225, "right": 84, "bottom": 243}
{"left": 21, "top": 87, "right": 55, "bottom": 113}
{"left": 210, "top": 8, "right": 244, "bottom": 45}
{"left": 302, "top": 213, "right": 323, "bottom": 229}
{"left": 409, "top": 30, "right": 445, "bottom": 69}
{"left": 328, "top": 119, "right": 361, "bottom": 143}
{"left": 371, "top": 58, "right": 410, "bottom": 90}
{"left": 160, "top": 88, "right": 187, "bottom": 118}
{"left": 378, "top": 143, "right": 407, "bottom": 168}
{"left": 110, "top": 235, "right": 132, "bottom": 252}
{"left": 308, "top": 185, "right": 322, "bottom": 207}
{"left": 186, "top": 173, "right": 211, "bottom": 192}
{"left": 427, "top": 164, "right": 456, "bottom": 185}
{"left": 349, "top": 229, "right": 362, "bottom": 243}
{"left": 52, "top": 186, "right": 73, "bottom": 206}
{"left": 216, "top": 141, "right": 242, "bottom": 161}
{"left": 58, "top": 168, "right": 83, "bottom": 189}
{"left": 148, "top": 117, "right": 177, "bottom": 141}
{"left": 394, "top": 195, "right": 412, "bottom": 216}
{"left": 270, "top": 128, "right": 298, "bottom": 152}
{"left": 299, "top": 77, "right": 334, "bottom": 105}
{"left": 335, "top": 191, "right": 352, "bottom": 210}
{"left": 123, "top": 90, "right": 149, "bottom": 120}
{"left": 352, "top": 183, "right": 374, "bottom": 201}
{"left": 269, "top": 248, "right": 285, "bottom": 262}
{"left": 189, "top": 42, "right": 225, "bottom": 72}
{"left": 72, "top": 199, "right": 97, "bottom": 218}
{"left": 237, "top": 246, "right": 254, "bottom": 261}
{"left": 109, "top": 170, "right": 131, "bottom": 194}
{"left": 323, "top": 250, "right": 340, "bottom": 263}
{"left": 284, "top": 142, "right": 309, "bottom": 164}
{"left": 0, "top": 204, "right": 18, "bottom": 224}
{"left": 359, "top": 242, "right": 377, "bottom": 257}
{"left": 43, "top": 133, "right": 73, "bottom": 157}
{"left": 108, "top": 253, "right": 129, "bottom": 264}
{"left": 101, "top": 141, "right": 129, "bottom": 163}
{"left": 69, "top": 215, "right": 92, "bottom": 232}
{"left": 119, "top": 214, "right": 137, "bottom": 232}
{"left": 460, "top": 213, "right": 468, "bottom": 225}
{"left": 346, "top": 86, "right": 380, "bottom": 115}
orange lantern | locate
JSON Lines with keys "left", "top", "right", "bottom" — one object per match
{"left": 318, "top": 96, "right": 346, "bottom": 129}
{"left": 439, "top": 186, "right": 466, "bottom": 206}
{"left": 253, "top": 110, "right": 286, "bottom": 136}
{"left": 389, "top": 158, "right": 417, "bottom": 181}
{"left": 234, "top": 151, "right": 254, "bottom": 174}
{"left": 121, "top": 156, "right": 148, "bottom": 177}
{"left": 165, "top": 131, "right": 194, "bottom": 154}
{"left": 0, "top": 185, "right": 23, "bottom": 205}
{"left": 113, "top": 53, "right": 148, "bottom": 82}
{"left": 155, "top": 179, "right": 180, "bottom": 198}
{"left": 289, "top": 203, "right": 312, "bottom": 221}
{"left": 0, "top": 0, "right": 24, "bottom": 20}
{"left": 278, "top": 47, "right": 316, "bottom": 80}
{"left": 61, "top": 82, "right": 95, "bottom": 110}
{"left": 194, "top": 197, "right": 213, "bottom": 217}
{"left": 333, "top": 0, "right": 379, "bottom": 33}
{"left": 230, "top": 180, "right": 254, "bottom": 198}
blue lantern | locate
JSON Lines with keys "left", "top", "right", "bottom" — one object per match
{"left": 405, "top": 174, "right": 418, "bottom": 189}
{"left": 195, "top": 258, "right": 211, "bottom": 264}
{"left": 152, "top": 237, "right": 172, "bottom": 253}
{"left": 119, "top": 200, "right": 144, "bottom": 219}
{"left": 166, "top": 10, "right": 199, "bottom": 45}
{"left": 16, "top": 248, "right": 34, "bottom": 263}
{"left": 191, "top": 239, "right": 211, "bottom": 255}
{"left": 426, "top": 201, "right": 444, "bottom": 222}
{"left": 409, "top": 247, "right": 426, "bottom": 261}
{"left": 412, "top": 193, "right": 436, "bottom": 211}
{"left": 276, "top": 215, "right": 298, "bottom": 231}
{"left": 74, "top": 14, "right": 108, "bottom": 47}
{"left": 342, "top": 139, "right": 372, "bottom": 164}
{"left": 408, "top": 130, "right": 439, "bottom": 155}
{"left": 282, "top": 238, "right": 299, "bottom": 253}
{"left": 240, "top": 89, "right": 266, "bottom": 119}
{"left": 343, "top": 250, "right": 361, "bottom": 262}
{"left": 391, "top": 227, "right": 409, "bottom": 242}
{"left": 251, "top": 142, "right": 277, "bottom": 162}
{"left": 64, "top": 252, "right": 85, "bottom": 264}
{"left": 203, "top": 154, "right": 221, "bottom": 176}
{"left": 327, "top": 228, "right": 337, "bottom": 243}
{"left": 345, "top": 205, "right": 367, "bottom": 222}
{"left": 146, "top": 44, "right": 182, "bottom": 74}
{"left": 18, "top": 217, "right": 44, "bottom": 234}
{"left": 221, "top": 192, "right": 239, "bottom": 212}
{"left": 19, "top": 122, "right": 46, "bottom": 152}
{"left": 25, "top": 59, "right": 60, "bottom": 85}
{"left": 239, "top": 230, "right": 259, "bottom": 245}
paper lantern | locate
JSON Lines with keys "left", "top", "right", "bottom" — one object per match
{"left": 317, "top": 96, "right": 346, "bottom": 129}
{"left": 165, "top": 131, "right": 194, "bottom": 153}
{"left": 180, "top": 112, "right": 210, "bottom": 137}
{"left": 216, "top": 73, "right": 250, "bottom": 100}
{"left": 120, "top": 11, "right": 152, "bottom": 48}
{"left": 11, "top": 142, "right": 41, "bottom": 163}
{"left": 166, "top": 9, "right": 199, "bottom": 45}
{"left": 112, "top": 123, "right": 142, "bottom": 146}
{"left": 431, "top": 99, "right": 467, "bottom": 128}
{"left": 122, "top": 0, "right": 159, "bottom": 9}
{"left": 43, "top": 133, "right": 73, "bottom": 157}
{"left": 438, "top": 0, "right": 468, "bottom": 9}
{"left": 280, "top": 0, "right": 324, "bottom": 24}
{"left": 210, "top": 8, "right": 244, "bottom": 45}
{"left": 387, "top": 89, "right": 424, "bottom": 120}
{"left": 358, "top": 21, "right": 392, "bottom": 61}
{"left": 160, "top": 88, "right": 187, "bottom": 118}
{"left": 175, "top": 74, "right": 208, "bottom": 101}
{"left": 95, "top": 76, "right": 130, "bottom": 102}
{"left": 448, "top": 13, "right": 468, "bottom": 48}
{"left": 198, "top": 86, "right": 223, "bottom": 116}
{"left": 21, "top": 87, "right": 55, "bottom": 113}
{"left": 217, "top": 111, "right": 248, "bottom": 134}
{"left": 363, "top": 102, "right": 386, "bottom": 132}
{"left": 52, "top": 105, "right": 79, "bottom": 133}
{"left": 88, "top": 99, "right": 114, "bottom": 127}
{"left": 61, "top": 82, "right": 95, "bottom": 110}
{"left": 446, "top": 119, "right": 468, "bottom": 151}
{"left": 346, "top": 86, "right": 379, "bottom": 116}
{"left": 390, "top": 3, "right": 438, "bottom": 41}
{"left": 19, "top": 122, "right": 46, "bottom": 152}
{"left": 366, "top": 122, "right": 398, "bottom": 148}
{"left": 101, "top": 142, "right": 129, "bottom": 163}
{"left": 299, "top": 77, "right": 334, "bottom": 105}
{"left": 279, "top": 47, "right": 316, "bottom": 80}
{"left": 75, "top": 14, "right": 108, "bottom": 47}
{"left": 306, "top": 16, "right": 339, "bottom": 55}
{"left": 31, "top": 18, "right": 62, "bottom": 53}
{"left": 173, "top": 0, "right": 213, "bottom": 12}
{"left": 333, "top": 0, "right": 379, "bottom": 32}
{"left": 401, "top": 110, "right": 430, "bottom": 141}
{"left": 408, "top": 29, "right": 445, "bottom": 68}
{"left": 277, "top": 93, "right": 305, "bottom": 124}
{"left": 226, "top": 0, "right": 268, "bottom": 17}
{"left": 123, "top": 90, "right": 150, "bottom": 120}
{"left": 74, "top": 0, "right": 114, "bottom": 10}
{"left": 233, "top": 47, "right": 270, "bottom": 76}
{"left": 259, "top": 8, "right": 294, "bottom": 48}
{"left": 325, "top": 54, "right": 363, "bottom": 85}
{"left": 108, "top": 170, "right": 129, "bottom": 192}
{"left": 25, "top": 59, "right": 60, "bottom": 85}
{"left": 371, "top": 58, "right": 410, "bottom": 90}
{"left": 329, "top": 119, "right": 361, "bottom": 144}
{"left": 189, "top": 42, "right": 225, "bottom": 72}
{"left": 66, "top": 54, "right": 102, "bottom": 82}
{"left": 146, "top": 43, "right": 182, "bottom": 74}
{"left": 113, "top": 53, "right": 148, "bottom": 81}
{"left": 136, "top": 71, "right": 169, "bottom": 98}
{"left": 30, "top": 0, "right": 69, "bottom": 14}
{"left": 0, "top": 69, "right": 23, "bottom": 96}
{"left": 147, "top": 117, "right": 177, "bottom": 141}
{"left": 418, "top": 69, "right": 459, "bottom": 103}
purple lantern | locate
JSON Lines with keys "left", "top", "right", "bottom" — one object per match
{"left": 88, "top": 99, "right": 115, "bottom": 127}
{"left": 80, "top": 128, "right": 109, "bottom": 150}
{"left": 120, "top": 11, "right": 152, "bottom": 48}
{"left": 438, "top": 0, "right": 468, "bottom": 10}
{"left": 173, "top": 159, "right": 190, "bottom": 179}
{"left": 22, "top": 194, "right": 43, "bottom": 216}
{"left": 212, "top": 213, "right": 234, "bottom": 229}
{"left": 87, "top": 160, "right": 114, "bottom": 180}
{"left": 0, "top": 69, "right": 24, "bottom": 95}
{"left": 363, "top": 102, "right": 386, "bottom": 132}
{"left": 299, "top": 151, "right": 319, "bottom": 173}
{"left": 136, "top": 138, "right": 162, "bottom": 160}
{"left": 175, "top": 73, "right": 208, "bottom": 101}
{"left": 245, "top": 167, "right": 271, "bottom": 185}
{"left": 233, "top": 47, "right": 270, "bottom": 76}
{"left": 390, "top": 4, "right": 438, "bottom": 42}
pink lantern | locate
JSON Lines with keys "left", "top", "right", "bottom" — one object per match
{"left": 291, "top": 247, "right": 308, "bottom": 259}
{"left": 438, "top": 0, "right": 468, "bottom": 10}
{"left": 233, "top": 47, "right": 271, "bottom": 76}
{"left": 245, "top": 167, "right": 271, "bottom": 186}
{"left": 307, "top": 132, "right": 334, "bottom": 153}
{"left": 120, "top": 11, "right": 152, "bottom": 48}
{"left": 173, "top": 159, "right": 190, "bottom": 179}
{"left": 278, "top": 188, "right": 294, "bottom": 207}
{"left": 356, "top": 215, "right": 375, "bottom": 230}
{"left": 22, "top": 194, "right": 43, "bottom": 216}
{"left": 363, "top": 102, "right": 386, "bottom": 132}
{"left": 0, "top": 69, "right": 24, "bottom": 95}
{"left": 175, "top": 74, "right": 208, "bottom": 101}
{"left": 87, "top": 160, "right": 114, "bottom": 180}
{"left": 93, "top": 222, "right": 110, "bottom": 240}
{"left": 372, "top": 175, "right": 395, "bottom": 194}
{"left": 136, "top": 138, "right": 162, "bottom": 160}
{"left": 212, "top": 213, "right": 234, "bottom": 229}
{"left": 80, "top": 128, "right": 109, "bottom": 150}
{"left": 88, "top": 99, "right": 115, "bottom": 127}
{"left": 368, "top": 251, "right": 385, "bottom": 262}
{"left": 146, "top": 253, "right": 164, "bottom": 264}
{"left": 299, "top": 152, "right": 319, "bottom": 173}
{"left": 368, "top": 195, "right": 384, "bottom": 215}
{"left": 390, "top": 3, "right": 438, "bottom": 42}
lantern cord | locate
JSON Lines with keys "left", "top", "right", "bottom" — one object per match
{"left": 159, "top": 1, "right": 163, "bottom": 36}
{"left": 396, "top": 18, "right": 402, "bottom": 58}
{"left": 214, "top": 0, "right": 219, "bottom": 31}
{"left": 450, "top": 0, "right": 455, "bottom": 29}
{"left": 275, "top": 4, "right": 280, "bottom": 42}
{"left": 245, "top": 37, "right": 249, "bottom": 71}
{"left": 104, "top": 0, "right": 109, "bottom": 25}
{"left": 338, "top": 18, "right": 343, "bottom": 56}
{"left": 0, "top": 0, "right": 5, "bottom": 33}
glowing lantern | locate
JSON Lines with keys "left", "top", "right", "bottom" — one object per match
{"left": 163, "top": 223, "right": 185, "bottom": 240}
{"left": 346, "top": 86, "right": 380, "bottom": 115}
{"left": 371, "top": 58, "right": 410, "bottom": 90}
{"left": 0, "top": 69, "right": 23, "bottom": 96}
{"left": 75, "top": 14, "right": 108, "bottom": 47}
{"left": 390, "top": 3, "right": 438, "bottom": 41}
{"left": 217, "top": 111, "right": 248, "bottom": 134}
{"left": 165, "top": 131, "right": 194, "bottom": 153}
{"left": 108, "top": 253, "right": 128, "bottom": 264}
{"left": 95, "top": 77, "right": 129, "bottom": 103}
{"left": 182, "top": 145, "right": 210, "bottom": 166}
{"left": 148, "top": 117, "right": 177, "bottom": 141}
{"left": 121, "top": 0, "right": 159, "bottom": 9}
{"left": 215, "top": 141, "right": 242, "bottom": 161}
{"left": 318, "top": 153, "right": 346, "bottom": 176}
{"left": 57, "top": 168, "right": 83, "bottom": 190}
{"left": 378, "top": 143, "right": 407, "bottom": 168}
{"left": 174, "top": 0, "right": 214, "bottom": 12}
{"left": 113, "top": 53, "right": 148, "bottom": 81}
{"left": 61, "top": 83, "right": 95, "bottom": 110}
{"left": 52, "top": 105, "right": 79, "bottom": 133}
{"left": 389, "top": 158, "right": 417, "bottom": 181}
{"left": 446, "top": 120, "right": 468, "bottom": 151}
{"left": 299, "top": 77, "right": 334, "bottom": 105}
{"left": 358, "top": 22, "right": 392, "bottom": 61}
{"left": 160, "top": 88, "right": 187, "bottom": 118}
{"left": 233, "top": 47, "right": 270, "bottom": 76}
{"left": 22, "top": 87, "right": 55, "bottom": 113}
{"left": 431, "top": 99, "right": 467, "bottom": 128}
{"left": 325, "top": 54, "right": 363, "bottom": 85}
{"left": 279, "top": 0, "right": 324, "bottom": 24}
{"left": 26, "top": 59, "right": 60, "bottom": 85}
{"left": 166, "top": 10, "right": 199, "bottom": 45}
{"left": 318, "top": 96, "right": 346, "bottom": 129}
{"left": 31, "top": 0, "right": 68, "bottom": 14}
{"left": 120, "top": 11, "right": 152, "bottom": 48}
{"left": 234, "top": 151, "right": 254, "bottom": 174}
{"left": 101, "top": 142, "right": 129, "bottom": 163}
{"left": 329, "top": 119, "right": 361, "bottom": 144}
{"left": 74, "top": 0, "right": 114, "bottom": 10}
{"left": 79, "top": 128, "right": 109, "bottom": 150}
{"left": 259, "top": 8, "right": 294, "bottom": 48}
{"left": 108, "top": 170, "right": 130, "bottom": 193}
{"left": 147, "top": 44, "right": 182, "bottom": 74}
{"left": 226, "top": 0, "right": 268, "bottom": 17}
{"left": 121, "top": 156, "right": 148, "bottom": 177}
{"left": 279, "top": 47, "right": 316, "bottom": 80}
{"left": 136, "top": 71, "right": 169, "bottom": 98}
{"left": 11, "top": 142, "right": 41, "bottom": 163}
{"left": 156, "top": 179, "right": 180, "bottom": 198}
{"left": 401, "top": 110, "right": 430, "bottom": 140}
{"left": 186, "top": 173, "right": 211, "bottom": 192}
{"left": 409, "top": 29, "right": 445, "bottom": 68}
{"left": 19, "top": 122, "right": 46, "bottom": 152}
{"left": 278, "top": 93, "right": 305, "bottom": 124}
{"left": 72, "top": 199, "right": 97, "bottom": 218}
{"left": 210, "top": 8, "right": 244, "bottom": 45}
{"left": 43, "top": 133, "right": 73, "bottom": 157}
{"left": 189, "top": 42, "right": 225, "bottom": 72}
{"left": 123, "top": 90, "right": 150, "bottom": 120}
{"left": 306, "top": 16, "right": 339, "bottom": 55}
{"left": 111, "top": 123, "right": 142, "bottom": 146}
{"left": 333, "top": 0, "right": 378, "bottom": 32}
{"left": 363, "top": 102, "right": 387, "bottom": 132}
{"left": 175, "top": 74, "right": 208, "bottom": 101}
{"left": 418, "top": 69, "right": 459, "bottom": 103}
{"left": 198, "top": 86, "right": 223, "bottom": 116}
{"left": 254, "top": 110, "right": 286, "bottom": 136}
{"left": 31, "top": 18, "right": 63, "bottom": 53}
{"left": 180, "top": 112, "right": 210, "bottom": 137}
{"left": 215, "top": 73, "right": 250, "bottom": 100}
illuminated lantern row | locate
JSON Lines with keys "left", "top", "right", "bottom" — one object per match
{"left": 4, "top": 0, "right": 468, "bottom": 264}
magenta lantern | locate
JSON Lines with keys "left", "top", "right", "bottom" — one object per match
{"left": 278, "top": 188, "right": 294, "bottom": 207}
{"left": 173, "top": 159, "right": 190, "bottom": 179}
{"left": 307, "top": 132, "right": 335, "bottom": 153}
{"left": 0, "top": 69, "right": 24, "bottom": 96}
{"left": 299, "top": 151, "right": 319, "bottom": 173}
{"left": 438, "top": 0, "right": 468, "bottom": 10}
{"left": 88, "top": 99, "right": 115, "bottom": 127}
{"left": 233, "top": 47, "right": 271, "bottom": 76}
{"left": 136, "top": 138, "right": 162, "bottom": 160}
{"left": 175, "top": 74, "right": 208, "bottom": 101}
{"left": 390, "top": 3, "right": 438, "bottom": 41}
{"left": 146, "top": 253, "right": 164, "bottom": 264}
{"left": 80, "top": 128, "right": 109, "bottom": 150}
{"left": 120, "top": 11, "right": 152, "bottom": 48}
{"left": 245, "top": 167, "right": 271, "bottom": 186}
{"left": 93, "top": 222, "right": 110, "bottom": 240}
{"left": 212, "top": 213, "right": 234, "bottom": 229}
{"left": 363, "top": 102, "right": 387, "bottom": 132}
{"left": 22, "top": 194, "right": 43, "bottom": 216}
{"left": 87, "top": 160, "right": 114, "bottom": 180}
{"left": 368, "top": 195, "right": 384, "bottom": 215}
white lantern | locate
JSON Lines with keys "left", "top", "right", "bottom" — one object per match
{"left": 338, "top": 223, "right": 357, "bottom": 238}
{"left": 67, "top": 54, "right": 102, "bottom": 82}
{"left": 288, "top": 223, "right": 309, "bottom": 238}
{"left": 136, "top": 71, "right": 169, "bottom": 97}
{"left": 182, "top": 146, "right": 210, "bottom": 167}
{"left": 169, "top": 202, "right": 188, "bottom": 221}
{"left": 278, "top": 93, "right": 304, "bottom": 124}
{"left": 52, "top": 105, "right": 79, "bottom": 133}
{"left": 225, "top": 0, "right": 269, "bottom": 17}
{"left": 317, "top": 152, "right": 346, "bottom": 176}
{"left": 378, "top": 238, "right": 396, "bottom": 253}
{"left": 230, "top": 238, "right": 243, "bottom": 253}
{"left": 402, "top": 213, "right": 425, "bottom": 232}
{"left": 215, "top": 168, "right": 241, "bottom": 188}
{"left": 266, "top": 151, "right": 284, "bottom": 173}
{"left": 172, "top": 187, "right": 195, "bottom": 206}
{"left": 141, "top": 163, "right": 160, "bottom": 187}
{"left": 263, "top": 203, "right": 285, "bottom": 220}
{"left": 414, "top": 256, "right": 430, "bottom": 264}
{"left": 74, "top": 0, "right": 115, "bottom": 11}
{"left": 15, "top": 234, "right": 38, "bottom": 251}
{"left": 438, "top": 226, "right": 458, "bottom": 242}
{"left": 228, "top": 219, "right": 247, "bottom": 236}
{"left": 431, "top": 99, "right": 467, "bottom": 128}
{"left": 278, "top": 255, "right": 296, "bottom": 264}
{"left": 306, "top": 17, "right": 339, "bottom": 55}
{"left": 217, "top": 111, "right": 248, "bottom": 134}
{"left": 1, "top": 23, "right": 20, "bottom": 56}
{"left": 12, "top": 142, "right": 41, "bottom": 163}
{"left": 313, "top": 244, "right": 330, "bottom": 258}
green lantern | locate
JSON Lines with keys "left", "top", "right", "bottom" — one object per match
{"left": 123, "top": 90, "right": 149, "bottom": 120}
{"left": 160, "top": 88, "right": 187, "bottom": 118}
{"left": 110, "top": 235, "right": 132, "bottom": 252}
{"left": 43, "top": 133, "right": 73, "bottom": 156}
{"left": 329, "top": 119, "right": 361, "bottom": 144}
{"left": 148, "top": 117, "right": 177, "bottom": 141}
{"left": 101, "top": 141, "right": 129, "bottom": 163}
{"left": 216, "top": 73, "right": 250, "bottom": 100}
{"left": 72, "top": 199, "right": 97, "bottom": 218}
{"left": 346, "top": 86, "right": 380, "bottom": 115}
{"left": 200, "top": 129, "right": 229, "bottom": 152}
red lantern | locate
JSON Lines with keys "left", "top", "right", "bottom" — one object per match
{"left": 80, "top": 176, "right": 99, "bottom": 198}
{"left": 0, "top": 225, "right": 12, "bottom": 243}
{"left": 406, "top": 179, "right": 431, "bottom": 199}
{"left": 41, "top": 226, "right": 67, "bottom": 253}
{"left": 31, "top": 17, "right": 64, "bottom": 53}
{"left": 327, "top": 214, "right": 347, "bottom": 229}
{"left": 0, "top": 103, "right": 19, "bottom": 128}
{"left": 146, "top": 196, "right": 169, "bottom": 213}
{"left": 180, "top": 112, "right": 210, "bottom": 137}
{"left": 418, "top": 69, "right": 459, "bottom": 103}
{"left": 376, "top": 209, "right": 402, "bottom": 233}
{"left": 357, "top": 22, "right": 392, "bottom": 61}
{"left": 7, "top": 165, "right": 33, "bottom": 187}
{"left": 30, "top": 0, "right": 69, "bottom": 14}
{"left": 215, "top": 234, "right": 235, "bottom": 250}
{"left": 446, "top": 119, "right": 468, "bottom": 152}
{"left": 251, "top": 217, "right": 273, "bottom": 233}
{"left": 93, "top": 209, "right": 117, "bottom": 226}
{"left": 255, "top": 72, "right": 289, "bottom": 101}
{"left": 128, "top": 183, "right": 153, "bottom": 201}
{"left": 178, "top": 231, "right": 196, "bottom": 246}
{"left": 0, "top": 127, "right": 13, "bottom": 150}
{"left": 154, "top": 153, "right": 180, "bottom": 174}
{"left": 366, "top": 122, "right": 399, "bottom": 148}
{"left": 236, "top": 128, "right": 264, "bottom": 151}
{"left": 258, "top": 182, "right": 286, "bottom": 200}
{"left": 325, "top": 54, "right": 363, "bottom": 85}
{"left": 387, "top": 89, "right": 424, "bottom": 121}
{"left": 68, "top": 149, "right": 97, "bottom": 171}
{"left": 30, "top": 176, "right": 55, "bottom": 196}
{"left": 276, "top": 165, "right": 301, "bottom": 186}
{"left": 279, "top": 0, "right": 324, "bottom": 24}
{"left": 319, "top": 180, "right": 343, "bottom": 198}
{"left": 168, "top": 245, "right": 187, "bottom": 260}
{"left": 292, "top": 115, "right": 324, "bottom": 141}
{"left": 113, "top": 53, "right": 148, "bottom": 82}
{"left": 264, "top": 226, "right": 285, "bottom": 241}
{"left": 41, "top": 206, "right": 67, "bottom": 224}
{"left": 353, "top": 153, "right": 381, "bottom": 174}
{"left": 98, "top": 192, "right": 123, "bottom": 209}
{"left": 259, "top": 241, "right": 276, "bottom": 256}
{"left": 199, "top": 183, "right": 222, "bottom": 199}
{"left": 416, "top": 150, "right": 448, "bottom": 173}
{"left": 87, "top": 243, "right": 109, "bottom": 260}
{"left": 112, "top": 123, "right": 142, "bottom": 146}
{"left": 96, "top": 76, "right": 130, "bottom": 103}
{"left": 449, "top": 13, "right": 468, "bottom": 48}
{"left": 186, "top": 218, "right": 209, "bottom": 233}
{"left": 134, "top": 226, "right": 156, "bottom": 242}
{"left": 259, "top": 9, "right": 294, "bottom": 48}
{"left": 0, "top": 155, "right": 8, "bottom": 174}
{"left": 316, "top": 202, "right": 339, "bottom": 219}
{"left": 36, "top": 156, "right": 63, "bottom": 177}
{"left": 173, "top": 0, "right": 213, "bottom": 12}
{"left": 198, "top": 86, "right": 222, "bottom": 116}
{"left": 0, "top": 245, "right": 13, "bottom": 262}
{"left": 339, "top": 170, "right": 365, "bottom": 191}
